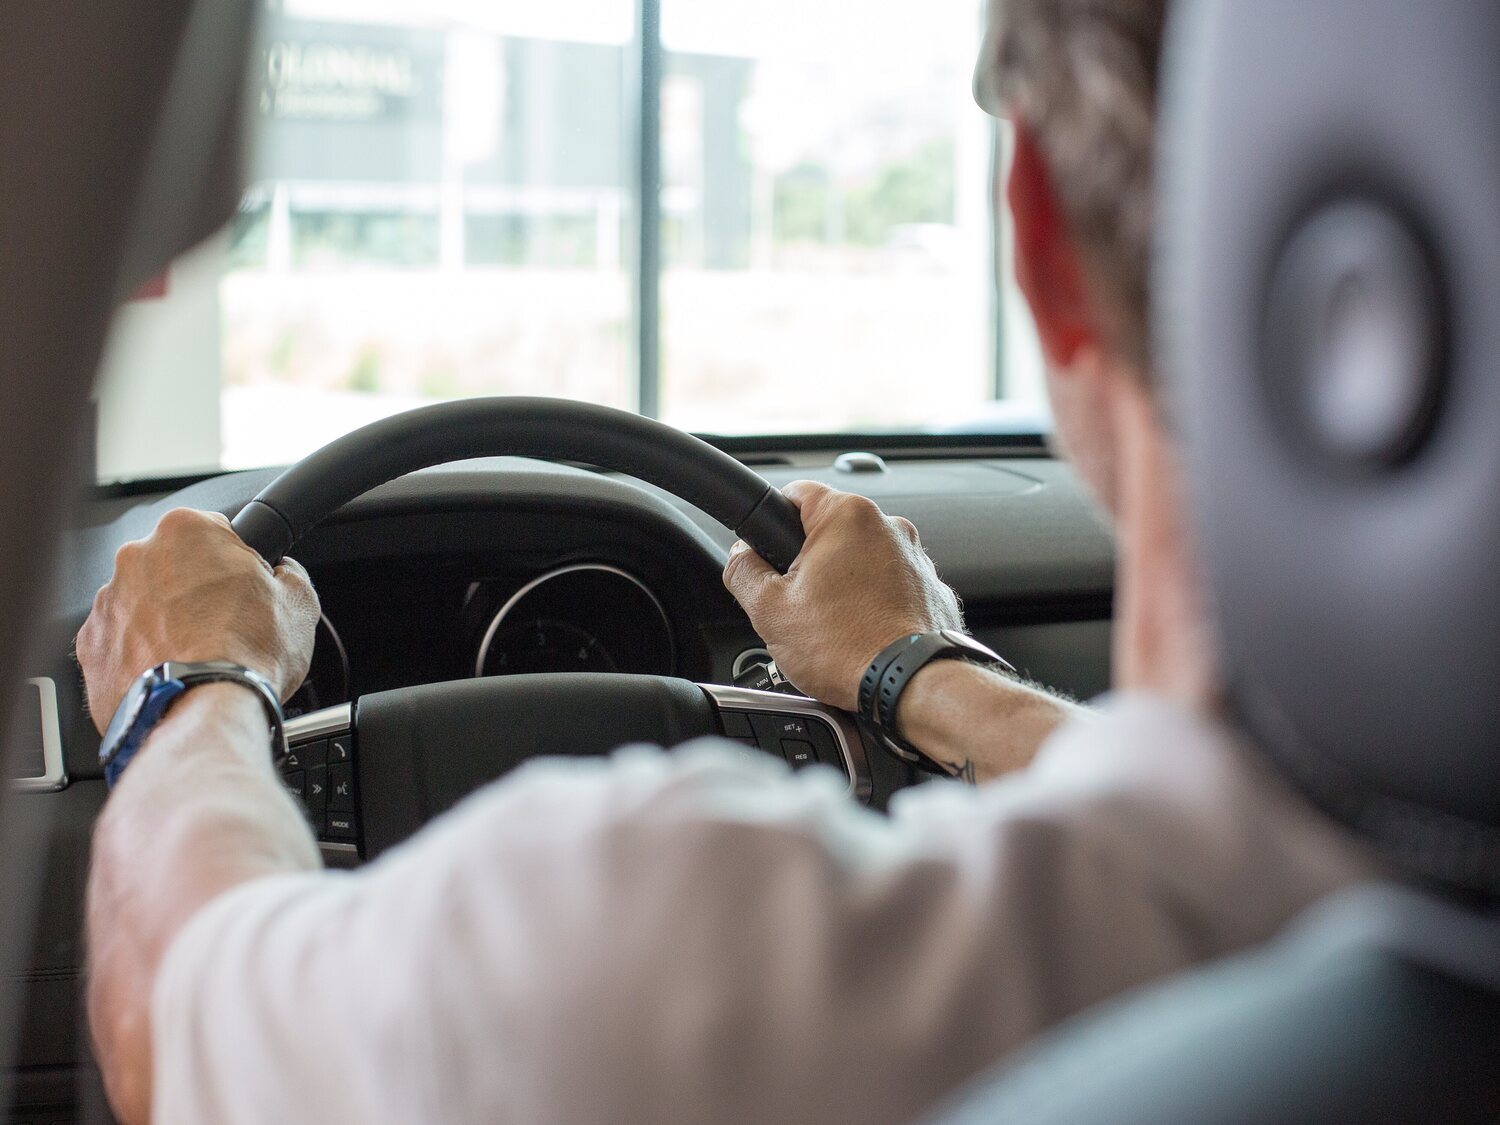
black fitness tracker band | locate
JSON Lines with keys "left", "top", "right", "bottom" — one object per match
{"left": 858, "top": 630, "right": 1014, "bottom": 765}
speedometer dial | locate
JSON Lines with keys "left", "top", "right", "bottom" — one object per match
{"left": 475, "top": 564, "right": 673, "bottom": 679}
{"left": 484, "top": 619, "right": 618, "bottom": 676}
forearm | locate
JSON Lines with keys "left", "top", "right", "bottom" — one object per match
{"left": 895, "top": 660, "right": 1088, "bottom": 783}
{"left": 86, "top": 684, "right": 320, "bottom": 1123}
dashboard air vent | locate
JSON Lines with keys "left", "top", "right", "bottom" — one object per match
{"left": 9, "top": 678, "right": 65, "bottom": 792}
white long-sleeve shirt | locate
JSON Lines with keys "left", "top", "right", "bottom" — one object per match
{"left": 150, "top": 695, "right": 1380, "bottom": 1124}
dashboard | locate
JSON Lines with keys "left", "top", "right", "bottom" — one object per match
{"left": 34, "top": 451, "right": 1119, "bottom": 788}
{"left": 40, "top": 451, "right": 1116, "bottom": 792}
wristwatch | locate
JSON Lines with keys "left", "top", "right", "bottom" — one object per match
{"left": 98, "top": 661, "right": 287, "bottom": 788}
{"left": 857, "top": 630, "right": 1014, "bottom": 767}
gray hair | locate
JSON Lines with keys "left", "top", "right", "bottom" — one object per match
{"left": 976, "top": 0, "right": 1169, "bottom": 374}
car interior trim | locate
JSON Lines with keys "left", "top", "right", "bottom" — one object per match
{"left": 284, "top": 703, "right": 353, "bottom": 744}
{"left": 10, "top": 678, "right": 67, "bottom": 793}
{"left": 731, "top": 647, "right": 773, "bottom": 680}
{"left": 699, "top": 683, "right": 874, "bottom": 803}
{"left": 283, "top": 704, "right": 364, "bottom": 868}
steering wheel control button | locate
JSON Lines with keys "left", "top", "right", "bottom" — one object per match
{"left": 748, "top": 713, "right": 789, "bottom": 746}
{"left": 698, "top": 685, "right": 872, "bottom": 802}
{"left": 719, "top": 710, "right": 755, "bottom": 739}
{"left": 329, "top": 762, "right": 355, "bottom": 813}
{"left": 280, "top": 705, "right": 364, "bottom": 846}
{"left": 328, "top": 734, "right": 352, "bottom": 764}
{"left": 285, "top": 739, "right": 327, "bottom": 772}
{"left": 804, "top": 720, "right": 842, "bottom": 766}
{"left": 781, "top": 739, "right": 816, "bottom": 769}
{"left": 773, "top": 715, "right": 809, "bottom": 739}
{"left": 305, "top": 767, "right": 328, "bottom": 820}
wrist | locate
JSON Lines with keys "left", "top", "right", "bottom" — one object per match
{"left": 898, "top": 661, "right": 1075, "bottom": 782}
{"left": 894, "top": 659, "right": 993, "bottom": 754}
{"left": 858, "top": 630, "right": 1011, "bottom": 760}
{"left": 156, "top": 681, "right": 266, "bottom": 732}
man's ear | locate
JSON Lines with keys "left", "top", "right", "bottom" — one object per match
{"left": 1007, "top": 123, "right": 1097, "bottom": 366}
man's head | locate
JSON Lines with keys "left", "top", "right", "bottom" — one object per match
{"left": 976, "top": 0, "right": 1169, "bottom": 515}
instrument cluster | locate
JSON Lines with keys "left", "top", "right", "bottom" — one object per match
{"left": 286, "top": 562, "right": 677, "bottom": 716}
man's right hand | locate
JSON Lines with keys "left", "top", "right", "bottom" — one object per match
{"left": 76, "top": 507, "right": 320, "bottom": 732}
{"left": 723, "top": 481, "right": 963, "bottom": 711}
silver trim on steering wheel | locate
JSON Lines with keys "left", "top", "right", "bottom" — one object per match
{"left": 285, "top": 703, "right": 352, "bottom": 743}
{"left": 698, "top": 683, "right": 873, "bottom": 803}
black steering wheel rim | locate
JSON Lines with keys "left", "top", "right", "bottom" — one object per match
{"left": 230, "top": 396, "right": 805, "bottom": 573}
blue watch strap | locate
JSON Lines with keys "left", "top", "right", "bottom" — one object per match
{"left": 99, "top": 662, "right": 287, "bottom": 789}
{"left": 102, "top": 678, "right": 187, "bottom": 788}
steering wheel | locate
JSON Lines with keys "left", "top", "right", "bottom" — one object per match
{"left": 230, "top": 397, "right": 871, "bottom": 857}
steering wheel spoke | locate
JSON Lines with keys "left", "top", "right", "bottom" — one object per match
{"left": 700, "top": 683, "right": 872, "bottom": 800}
{"left": 280, "top": 680, "right": 872, "bottom": 863}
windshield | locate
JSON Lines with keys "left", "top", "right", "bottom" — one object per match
{"left": 94, "top": 0, "right": 1047, "bottom": 483}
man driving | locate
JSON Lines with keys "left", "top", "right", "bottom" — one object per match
{"left": 79, "top": 0, "right": 1383, "bottom": 1121}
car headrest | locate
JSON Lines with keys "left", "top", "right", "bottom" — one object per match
{"left": 116, "top": 0, "right": 261, "bottom": 298}
{"left": 1158, "top": 0, "right": 1500, "bottom": 893}
{"left": 0, "top": 0, "right": 258, "bottom": 1078}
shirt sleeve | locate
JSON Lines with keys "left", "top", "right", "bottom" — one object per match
{"left": 150, "top": 698, "right": 1379, "bottom": 1125}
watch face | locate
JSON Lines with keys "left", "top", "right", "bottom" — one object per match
{"left": 99, "top": 674, "right": 154, "bottom": 763}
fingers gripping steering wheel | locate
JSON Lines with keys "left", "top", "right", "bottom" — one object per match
{"left": 230, "top": 398, "right": 870, "bottom": 857}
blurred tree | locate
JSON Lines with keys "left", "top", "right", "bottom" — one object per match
{"left": 845, "top": 137, "right": 955, "bottom": 246}
{"left": 771, "top": 138, "right": 955, "bottom": 248}
{"left": 772, "top": 162, "right": 832, "bottom": 244}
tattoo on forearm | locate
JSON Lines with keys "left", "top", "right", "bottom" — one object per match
{"left": 946, "top": 759, "right": 977, "bottom": 785}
